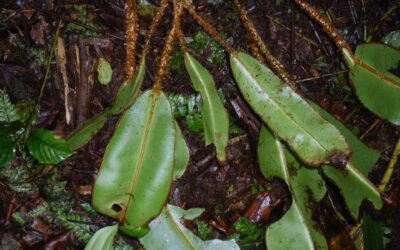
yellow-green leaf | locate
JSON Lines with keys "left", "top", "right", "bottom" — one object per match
{"left": 97, "top": 58, "right": 113, "bottom": 85}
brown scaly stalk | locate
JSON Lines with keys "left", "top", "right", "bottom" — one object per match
{"left": 142, "top": 0, "right": 170, "bottom": 56}
{"left": 183, "top": 0, "right": 235, "bottom": 55}
{"left": 234, "top": 0, "right": 297, "bottom": 90}
{"left": 291, "top": 0, "right": 353, "bottom": 53}
{"left": 247, "top": 38, "right": 265, "bottom": 64}
{"left": 124, "top": 0, "right": 139, "bottom": 78}
{"left": 175, "top": 0, "right": 187, "bottom": 54}
{"left": 152, "top": 0, "right": 184, "bottom": 91}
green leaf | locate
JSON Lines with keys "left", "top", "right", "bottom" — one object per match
{"left": 66, "top": 110, "right": 109, "bottom": 150}
{"left": 185, "top": 53, "right": 229, "bottom": 162}
{"left": 363, "top": 212, "right": 384, "bottom": 250}
{"left": 173, "top": 122, "right": 190, "bottom": 180}
{"left": 258, "top": 126, "right": 328, "bottom": 249}
{"left": 0, "top": 136, "right": 14, "bottom": 168}
{"left": 382, "top": 30, "right": 400, "bottom": 49}
{"left": 343, "top": 44, "right": 400, "bottom": 125}
{"left": 97, "top": 58, "right": 113, "bottom": 85}
{"left": 27, "top": 129, "right": 74, "bottom": 164}
{"left": 0, "top": 89, "right": 18, "bottom": 124}
{"left": 92, "top": 89, "right": 175, "bottom": 237}
{"left": 140, "top": 204, "right": 240, "bottom": 250}
{"left": 110, "top": 57, "right": 146, "bottom": 115}
{"left": 85, "top": 224, "right": 118, "bottom": 250}
{"left": 311, "top": 103, "right": 382, "bottom": 218}
{"left": 230, "top": 52, "right": 350, "bottom": 167}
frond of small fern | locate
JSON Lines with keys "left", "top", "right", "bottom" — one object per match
{"left": 0, "top": 89, "right": 18, "bottom": 124}
{"left": 57, "top": 213, "right": 92, "bottom": 243}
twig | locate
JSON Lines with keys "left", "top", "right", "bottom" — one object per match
{"left": 23, "top": 20, "right": 62, "bottom": 141}
{"left": 38, "top": 9, "right": 124, "bottom": 41}
{"left": 125, "top": 0, "right": 139, "bottom": 78}
{"left": 379, "top": 137, "right": 400, "bottom": 192}
{"left": 359, "top": 119, "right": 380, "bottom": 141}
{"left": 295, "top": 70, "right": 348, "bottom": 83}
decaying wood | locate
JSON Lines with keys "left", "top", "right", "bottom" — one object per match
{"left": 55, "top": 37, "right": 72, "bottom": 125}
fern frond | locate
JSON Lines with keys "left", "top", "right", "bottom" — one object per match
{"left": 0, "top": 89, "right": 18, "bottom": 124}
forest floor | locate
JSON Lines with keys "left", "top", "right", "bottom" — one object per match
{"left": 0, "top": 0, "right": 399, "bottom": 249}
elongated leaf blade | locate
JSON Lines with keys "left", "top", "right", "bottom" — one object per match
{"left": 110, "top": 57, "right": 146, "bottom": 115}
{"left": 140, "top": 204, "right": 240, "bottom": 250}
{"left": 312, "top": 103, "right": 382, "bottom": 218}
{"left": 173, "top": 122, "right": 190, "bottom": 180}
{"left": 343, "top": 45, "right": 400, "bottom": 125}
{"left": 27, "top": 129, "right": 73, "bottom": 164}
{"left": 92, "top": 90, "right": 175, "bottom": 237}
{"left": 258, "top": 126, "right": 328, "bottom": 249}
{"left": 0, "top": 136, "right": 14, "bottom": 168}
{"left": 185, "top": 53, "right": 229, "bottom": 162}
{"left": 66, "top": 110, "right": 109, "bottom": 150}
{"left": 231, "top": 52, "right": 350, "bottom": 167}
{"left": 85, "top": 224, "right": 118, "bottom": 250}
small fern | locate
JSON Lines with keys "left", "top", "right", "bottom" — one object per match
{"left": 0, "top": 89, "right": 18, "bottom": 124}
{"left": 57, "top": 213, "right": 92, "bottom": 243}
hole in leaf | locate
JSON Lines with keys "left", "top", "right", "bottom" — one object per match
{"left": 112, "top": 204, "right": 122, "bottom": 212}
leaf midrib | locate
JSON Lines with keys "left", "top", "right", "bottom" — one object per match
{"left": 233, "top": 56, "right": 329, "bottom": 154}
{"left": 120, "top": 92, "right": 158, "bottom": 221}
{"left": 187, "top": 55, "right": 220, "bottom": 147}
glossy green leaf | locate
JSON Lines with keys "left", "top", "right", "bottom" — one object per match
{"left": 110, "top": 57, "right": 146, "bottom": 115}
{"left": 92, "top": 89, "right": 175, "bottom": 237}
{"left": 97, "top": 58, "right": 113, "bottom": 85}
{"left": 85, "top": 224, "right": 118, "bottom": 250}
{"left": 27, "top": 129, "right": 73, "bottom": 164}
{"left": 312, "top": 103, "right": 382, "bottom": 218}
{"left": 66, "top": 110, "right": 109, "bottom": 150}
{"left": 185, "top": 53, "right": 229, "bottom": 163}
{"left": 343, "top": 44, "right": 400, "bottom": 125}
{"left": 258, "top": 126, "right": 328, "bottom": 249}
{"left": 230, "top": 52, "right": 350, "bottom": 167}
{"left": 0, "top": 136, "right": 14, "bottom": 168}
{"left": 140, "top": 204, "right": 240, "bottom": 250}
{"left": 173, "top": 122, "right": 190, "bottom": 180}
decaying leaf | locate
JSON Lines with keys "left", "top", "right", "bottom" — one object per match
{"left": 258, "top": 126, "right": 328, "bottom": 249}
{"left": 92, "top": 89, "right": 175, "bottom": 237}
{"left": 230, "top": 52, "right": 350, "bottom": 167}
{"left": 140, "top": 204, "right": 240, "bottom": 250}
{"left": 312, "top": 103, "right": 382, "bottom": 218}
